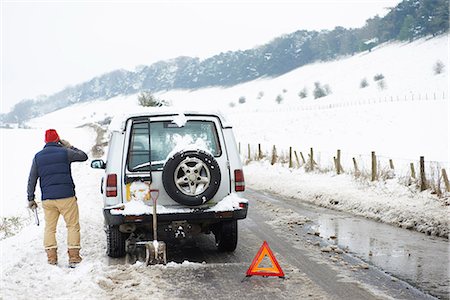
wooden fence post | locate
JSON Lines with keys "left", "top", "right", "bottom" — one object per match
{"left": 442, "top": 169, "right": 450, "bottom": 192}
{"left": 238, "top": 142, "right": 241, "bottom": 155}
{"left": 258, "top": 144, "right": 263, "bottom": 160}
{"left": 300, "top": 152, "right": 306, "bottom": 164}
{"left": 294, "top": 151, "right": 300, "bottom": 168}
{"left": 371, "top": 151, "right": 377, "bottom": 181}
{"left": 420, "top": 156, "right": 427, "bottom": 191}
{"left": 410, "top": 163, "right": 416, "bottom": 179}
{"left": 310, "top": 148, "right": 314, "bottom": 171}
{"left": 337, "top": 149, "right": 343, "bottom": 174}
{"left": 271, "top": 145, "right": 277, "bottom": 165}
{"left": 352, "top": 157, "right": 359, "bottom": 176}
{"left": 248, "top": 144, "right": 251, "bottom": 161}
{"left": 289, "top": 147, "right": 293, "bottom": 168}
{"left": 389, "top": 159, "right": 394, "bottom": 170}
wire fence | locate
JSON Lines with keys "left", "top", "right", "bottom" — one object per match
{"left": 232, "top": 91, "right": 448, "bottom": 114}
{"left": 239, "top": 142, "right": 450, "bottom": 197}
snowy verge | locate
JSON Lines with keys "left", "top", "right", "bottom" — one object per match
{"left": 244, "top": 161, "right": 449, "bottom": 238}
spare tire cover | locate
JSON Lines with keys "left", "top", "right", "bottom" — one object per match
{"left": 162, "top": 150, "right": 221, "bottom": 206}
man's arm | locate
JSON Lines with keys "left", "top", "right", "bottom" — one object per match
{"left": 60, "top": 139, "right": 88, "bottom": 162}
{"left": 67, "top": 146, "right": 88, "bottom": 163}
{"left": 27, "top": 158, "right": 39, "bottom": 201}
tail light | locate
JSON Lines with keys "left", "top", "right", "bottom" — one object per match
{"left": 234, "top": 169, "right": 245, "bottom": 192}
{"left": 239, "top": 202, "right": 247, "bottom": 209}
{"left": 106, "top": 174, "right": 117, "bottom": 197}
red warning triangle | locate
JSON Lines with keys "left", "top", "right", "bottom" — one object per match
{"left": 246, "top": 241, "right": 284, "bottom": 277}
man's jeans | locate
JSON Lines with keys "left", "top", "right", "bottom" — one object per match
{"left": 42, "top": 196, "right": 81, "bottom": 250}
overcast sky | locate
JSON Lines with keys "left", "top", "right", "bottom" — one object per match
{"left": 1, "top": 0, "right": 402, "bottom": 112}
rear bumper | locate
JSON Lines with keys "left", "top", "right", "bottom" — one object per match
{"left": 103, "top": 204, "right": 248, "bottom": 226}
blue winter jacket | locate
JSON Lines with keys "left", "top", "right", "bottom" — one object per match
{"left": 27, "top": 142, "right": 88, "bottom": 201}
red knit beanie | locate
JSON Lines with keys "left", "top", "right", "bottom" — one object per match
{"left": 45, "top": 129, "right": 60, "bottom": 143}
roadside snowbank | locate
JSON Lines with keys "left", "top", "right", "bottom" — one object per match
{"left": 244, "top": 161, "right": 449, "bottom": 238}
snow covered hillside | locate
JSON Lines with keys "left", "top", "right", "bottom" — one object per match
{"left": 28, "top": 35, "right": 449, "bottom": 168}
{"left": 30, "top": 35, "right": 448, "bottom": 125}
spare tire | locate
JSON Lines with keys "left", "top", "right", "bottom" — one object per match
{"left": 162, "top": 150, "right": 221, "bottom": 206}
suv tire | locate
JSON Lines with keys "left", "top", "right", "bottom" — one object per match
{"left": 106, "top": 225, "right": 126, "bottom": 258}
{"left": 162, "top": 150, "right": 221, "bottom": 206}
{"left": 216, "top": 220, "right": 238, "bottom": 252}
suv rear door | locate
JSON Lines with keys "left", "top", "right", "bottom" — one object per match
{"left": 122, "top": 115, "right": 231, "bottom": 207}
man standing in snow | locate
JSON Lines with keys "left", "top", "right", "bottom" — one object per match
{"left": 27, "top": 129, "right": 88, "bottom": 266}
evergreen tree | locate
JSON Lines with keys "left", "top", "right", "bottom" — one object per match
{"left": 398, "top": 15, "right": 415, "bottom": 40}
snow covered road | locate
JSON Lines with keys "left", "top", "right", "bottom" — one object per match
{"left": 1, "top": 157, "right": 440, "bottom": 299}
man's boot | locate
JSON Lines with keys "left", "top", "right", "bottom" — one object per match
{"left": 68, "top": 248, "right": 82, "bottom": 264}
{"left": 46, "top": 248, "right": 58, "bottom": 265}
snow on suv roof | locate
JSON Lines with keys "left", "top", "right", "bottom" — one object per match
{"left": 109, "top": 108, "right": 232, "bottom": 132}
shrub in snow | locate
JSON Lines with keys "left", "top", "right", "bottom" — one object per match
{"left": 275, "top": 94, "right": 283, "bottom": 104}
{"left": 313, "top": 82, "right": 331, "bottom": 99}
{"left": 433, "top": 60, "right": 445, "bottom": 75}
{"left": 98, "top": 116, "right": 112, "bottom": 126}
{"left": 282, "top": 88, "right": 288, "bottom": 93}
{"left": 238, "top": 96, "right": 246, "bottom": 104}
{"left": 0, "top": 216, "right": 24, "bottom": 240}
{"left": 428, "top": 166, "right": 445, "bottom": 198}
{"left": 138, "top": 91, "right": 167, "bottom": 107}
{"left": 373, "top": 73, "right": 384, "bottom": 81}
{"left": 257, "top": 91, "right": 264, "bottom": 99}
{"left": 377, "top": 79, "right": 386, "bottom": 90}
{"left": 298, "top": 87, "right": 308, "bottom": 99}
{"left": 376, "top": 164, "right": 395, "bottom": 181}
{"left": 360, "top": 78, "right": 369, "bottom": 88}
{"left": 229, "top": 102, "right": 236, "bottom": 108}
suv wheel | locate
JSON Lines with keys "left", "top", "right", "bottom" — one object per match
{"left": 106, "top": 225, "right": 126, "bottom": 258}
{"left": 216, "top": 220, "right": 238, "bottom": 252}
{"left": 163, "top": 150, "right": 221, "bottom": 206}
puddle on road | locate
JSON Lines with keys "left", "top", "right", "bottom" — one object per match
{"left": 309, "top": 213, "right": 449, "bottom": 299}
{"left": 251, "top": 191, "right": 449, "bottom": 299}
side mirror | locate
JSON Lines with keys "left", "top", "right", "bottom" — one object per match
{"left": 91, "top": 159, "right": 106, "bottom": 169}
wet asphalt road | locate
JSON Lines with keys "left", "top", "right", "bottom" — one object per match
{"left": 107, "top": 189, "right": 445, "bottom": 299}
{"left": 245, "top": 189, "right": 449, "bottom": 299}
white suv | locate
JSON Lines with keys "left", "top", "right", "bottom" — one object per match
{"left": 91, "top": 110, "right": 247, "bottom": 258}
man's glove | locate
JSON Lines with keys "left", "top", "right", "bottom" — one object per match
{"left": 60, "top": 139, "right": 72, "bottom": 148}
{"left": 28, "top": 200, "right": 37, "bottom": 210}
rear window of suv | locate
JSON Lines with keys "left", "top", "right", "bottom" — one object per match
{"left": 127, "top": 120, "right": 221, "bottom": 172}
